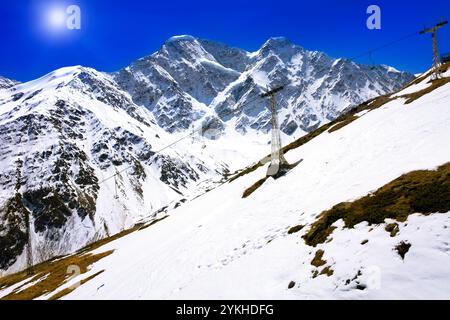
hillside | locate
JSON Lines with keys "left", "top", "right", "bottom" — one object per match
{"left": 1, "top": 64, "right": 448, "bottom": 300}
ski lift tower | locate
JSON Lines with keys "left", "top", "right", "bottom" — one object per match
{"left": 261, "top": 86, "right": 290, "bottom": 178}
{"left": 420, "top": 20, "right": 448, "bottom": 80}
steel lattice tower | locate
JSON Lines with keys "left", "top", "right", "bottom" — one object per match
{"left": 25, "top": 212, "right": 34, "bottom": 275}
{"left": 261, "top": 86, "right": 289, "bottom": 177}
{"left": 420, "top": 20, "right": 448, "bottom": 80}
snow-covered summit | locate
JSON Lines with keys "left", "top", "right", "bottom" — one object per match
{"left": 261, "top": 36, "right": 293, "bottom": 48}
{"left": 166, "top": 35, "right": 197, "bottom": 43}
{"left": 113, "top": 36, "right": 414, "bottom": 136}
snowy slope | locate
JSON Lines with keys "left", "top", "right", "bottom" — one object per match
{"left": 3, "top": 66, "right": 447, "bottom": 299}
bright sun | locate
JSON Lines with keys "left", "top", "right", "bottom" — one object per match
{"left": 48, "top": 7, "right": 66, "bottom": 29}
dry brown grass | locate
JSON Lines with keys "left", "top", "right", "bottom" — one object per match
{"left": 0, "top": 215, "right": 169, "bottom": 300}
{"left": 287, "top": 224, "right": 304, "bottom": 234}
{"left": 242, "top": 177, "right": 268, "bottom": 198}
{"left": 320, "top": 266, "right": 334, "bottom": 277}
{"left": 1, "top": 250, "right": 113, "bottom": 300}
{"left": 385, "top": 223, "right": 400, "bottom": 237}
{"left": 328, "top": 115, "right": 359, "bottom": 133}
{"left": 393, "top": 62, "right": 450, "bottom": 104}
{"left": 136, "top": 215, "right": 169, "bottom": 231}
{"left": 77, "top": 225, "right": 142, "bottom": 255}
{"left": 404, "top": 62, "right": 450, "bottom": 89}
{"left": 229, "top": 162, "right": 265, "bottom": 183}
{"left": 311, "top": 249, "right": 326, "bottom": 267}
{"left": 303, "top": 162, "right": 450, "bottom": 247}
{"left": 395, "top": 241, "right": 411, "bottom": 260}
{"left": 401, "top": 77, "right": 450, "bottom": 104}
{"left": 48, "top": 270, "right": 105, "bottom": 300}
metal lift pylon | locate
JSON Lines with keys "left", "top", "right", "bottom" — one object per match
{"left": 261, "top": 86, "right": 290, "bottom": 178}
{"left": 420, "top": 20, "right": 448, "bottom": 80}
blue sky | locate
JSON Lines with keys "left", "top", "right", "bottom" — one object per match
{"left": 1, "top": 0, "right": 449, "bottom": 81}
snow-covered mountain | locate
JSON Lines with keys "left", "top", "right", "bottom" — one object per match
{"left": 1, "top": 63, "right": 448, "bottom": 300}
{"left": 114, "top": 36, "right": 414, "bottom": 135}
{"left": 0, "top": 76, "right": 18, "bottom": 90}
{"left": 0, "top": 36, "right": 414, "bottom": 277}
{"left": 0, "top": 66, "right": 230, "bottom": 275}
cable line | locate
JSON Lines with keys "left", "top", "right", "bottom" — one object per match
{"left": 348, "top": 31, "right": 419, "bottom": 62}
{"left": 97, "top": 81, "right": 291, "bottom": 186}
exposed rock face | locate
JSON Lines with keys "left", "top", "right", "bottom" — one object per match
{"left": 0, "top": 76, "right": 19, "bottom": 90}
{"left": 113, "top": 36, "right": 414, "bottom": 135}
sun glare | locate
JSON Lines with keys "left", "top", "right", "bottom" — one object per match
{"left": 48, "top": 7, "right": 66, "bottom": 29}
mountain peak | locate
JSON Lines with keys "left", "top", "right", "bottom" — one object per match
{"left": 165, "top": 35, "right": 197, "bottom": 43}
{"left": 262, "top": 36, "right": 293, "bottom": 48}
{"left": 160, "top": 35, "right": 207, "bottom": 59}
